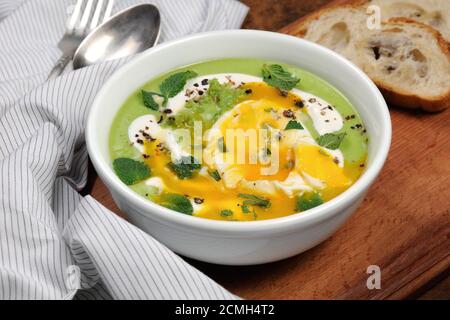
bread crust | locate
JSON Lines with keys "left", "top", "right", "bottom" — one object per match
{"left": 280, "top": 1, "right": 450, "bottom": 112}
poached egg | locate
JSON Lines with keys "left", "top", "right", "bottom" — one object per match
{"left": 127, "top": 73, "right": 359, "bottom": 220}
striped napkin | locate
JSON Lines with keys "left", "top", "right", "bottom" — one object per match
{"left": 0, "top": 0, "right": 248, "bottom": 300}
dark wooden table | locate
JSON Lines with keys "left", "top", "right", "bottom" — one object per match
{"left": 89, "top": 0, "right": 450, "bottom": 299}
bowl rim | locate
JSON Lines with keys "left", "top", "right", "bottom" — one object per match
{"left": 86, "top": 29, "right": 391, "bottom": 235}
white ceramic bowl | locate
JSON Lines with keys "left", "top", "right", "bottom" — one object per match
{"left": 86, "top": 30, "right": 391, "bottom": 265}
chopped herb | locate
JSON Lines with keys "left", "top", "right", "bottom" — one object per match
{"left": 208, "top": 169, "right": 221, "bottom": 181}
{"left": 317, "top": 132, "right": 346, "bottom": 150}
{"left": 172, "top": 78, "right": 245, "bottom": 130}
{"left": 296, "top": 193, "right": 324, "bottom": 212}
{"left": 264, "top": 107, "right": 276, "bottom": 113}
{"left": 240, "top": 204, "right": 257, "bottom": 219}
{"left": 217, "top": 137, "right": 228, "bottom": 153}
{"left": 261, "top": 64, "right": 300, "bottom": 91}
{"left": 241, "top": 204, "right": 251, "bottom": 214}
{"left": 160, "top": 70, "right": 197, "bottom": 99}
{"left": 159, "top": 194, "right": 193, "bottom": 215}
{"left": 142, "top": 90, "right": 165, "bottom": 111}
{"left": 220, "top": 209, "right": 233, "bottom": 217}
{"left": 113, "top": 158, "right": 151, "bottom": 185}
{"left": 238, "top": 193, "right": 271, "bottom": 208}
{"left": 285, "top": 120, "right": 303, "bottom": 130}
{"left": 168, "top": 155, "right": 201, "bottom": 179}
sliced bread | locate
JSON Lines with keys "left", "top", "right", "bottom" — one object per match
{"left": 367, "top": 0, "right": 450, "bottom": 43}
{"left": 282, "top": 4, "right": 450, "bottom": 111}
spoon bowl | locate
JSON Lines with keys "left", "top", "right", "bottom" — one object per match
{"left": 73, "top": 4, "right": 160, "bottom": 69}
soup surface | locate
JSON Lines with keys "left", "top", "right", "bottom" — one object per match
{"left": 109, "top": 58, "right": 368, "bottom": 221}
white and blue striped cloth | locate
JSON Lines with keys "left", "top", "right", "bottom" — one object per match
{"left": 0, "top": 0, "right": 248, "bottom": 300}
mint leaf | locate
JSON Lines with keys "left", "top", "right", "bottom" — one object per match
{"left": 168, "top": 155, "right": 201, "bottom": 179}
{"left": 160, "top": 70, "right": 197, "bottom": 98}
{"left": 160, "top": 194, "right": 193, "bottom": 215}
{"left": 113, "top": 158, "right": 151, "bottom": 185}
{"left": 296, "top": 193, "right": 324, "bottom": 212}
{"left": 238, "top": 193, "right": 271, "bottom": 208}
{"left": 142, "top": 71, "right": 196, "bottom": 110}
{"left": 285, "top": 120, "right": 303, "bottom": 130}
{"left": 142, "top": 90, "right": 165, "bottom": 111}
{"left": 220, "top": 209, "right": 233, "bottom": 217}
{"left": 208, "top": 169, "right": 221, "bottom": 181}
{"left": 262, "top": 64, "right": 300, "bottom": 91}
{"left": 317, "top": 132, "right": 346, "bottom": 150}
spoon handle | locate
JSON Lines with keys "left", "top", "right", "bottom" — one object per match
{"left": 47, "top": 54, "right": 73, "bottom": 80}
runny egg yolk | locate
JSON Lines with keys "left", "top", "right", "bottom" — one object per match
{"left": 218, "top": 99, "right": 292, "bottom": 182}
{"left": 142, "top": 82, "right": 361, "bottom": 221}
{"left": 295, "top": 144, "right": 352, "bottom": 188}
{"left": 216, "top": 82, "right": 307, "bottom": 182}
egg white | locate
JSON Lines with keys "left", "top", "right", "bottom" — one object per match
{"left": 128, "top": 114, "right": 190, "bottom": 159}
{"left": 168, "top": 73, "right": 343, "bottom": 135}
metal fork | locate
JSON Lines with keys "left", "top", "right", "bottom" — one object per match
{"left": 47, "top": 0, "right": 114, "bottom": 80}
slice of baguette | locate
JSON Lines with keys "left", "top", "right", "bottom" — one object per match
{"left": 357, "top": 18, "right": 450, "bottom": 111}
{"left": 282, "top": 4, "right": 450, "bottom": 111}
{"left": 367, "top": 0, "right": 450, "bottom": 43}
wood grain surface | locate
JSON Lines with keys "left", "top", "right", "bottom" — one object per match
{"left": 89, "top": 0, "right": 450, "bottom": 299}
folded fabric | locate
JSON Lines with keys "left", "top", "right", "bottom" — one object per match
{"left": 0, "top": 0, "right": 248, "bottom": 299}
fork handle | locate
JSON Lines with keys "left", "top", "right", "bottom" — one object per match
{"left": 47, "top": 54, "right": 73, "bottom": 80}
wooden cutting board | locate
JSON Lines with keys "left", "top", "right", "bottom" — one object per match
{"left": 89, "top": 0, "right": 450, "bottom": 299}
{"left": 188, "top": 107, "right": 450, "bottom": 299}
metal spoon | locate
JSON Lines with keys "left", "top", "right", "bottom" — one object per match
{"left": 72, "top": 3, "right": 160, "bottom": 70}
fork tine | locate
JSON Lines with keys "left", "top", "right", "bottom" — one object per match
{"left": 102, "top": 0, "right": 114, "bottom": 23}
{"left": 67, "top": 0, "right": 84, "bottom": 31}
{"left": 79, "top": 0, "right": 94, "bottom": 32}
{"left": 89, "top": 0, "right": 104, "bottom": 30}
